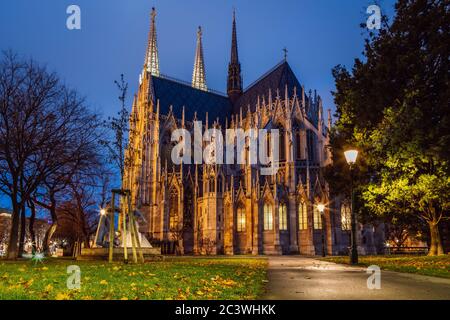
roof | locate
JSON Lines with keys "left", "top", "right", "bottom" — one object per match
{"left": 234, "top": 60, "right": 305, "bottom": 114}
{"left": 149, "top": 61, "right": 318, "bottom": 126}
{"left": 151, "top": 75, "right": 232, "bottom": 123}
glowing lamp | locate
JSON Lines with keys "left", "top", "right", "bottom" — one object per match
{"left": 317, "top": 203, "right": 325, "bottom": 213}
{"left": 344, "top": 149, "right": 358, "bottom": 165}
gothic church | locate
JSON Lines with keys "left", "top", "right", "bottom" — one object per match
{"left": 123, "top": 8, "right": 364, "bottom": 255}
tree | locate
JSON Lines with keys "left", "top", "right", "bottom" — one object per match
{"left": 100, "top": 74, "right": 131, "bottom": 182}
{"left": 328, "top": 0, "right": 449, "bottom": 255}
{"left": 52, "top": 178, "right": 99, "bottom": 255}
{"left": 0, "top": 52, "right": 101, "bottom": 259}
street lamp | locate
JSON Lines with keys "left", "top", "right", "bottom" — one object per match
{"left": 100, "top": 208, "right": 106, "bottom": 216}
{"left": 344, "top": 150, "right": 358, "bottom": 166}
{"left": 317, "top": 203, "right": 326, "bottom": 257}
{"left": 344, "top": 149, "right": 358, "bottom": 264}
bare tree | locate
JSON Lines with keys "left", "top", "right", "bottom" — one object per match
{"left": 100, "top": 74, "right": 130, "bottom": 182}
{"left": 0, "top": 52, "right": 101, "bottom": 259}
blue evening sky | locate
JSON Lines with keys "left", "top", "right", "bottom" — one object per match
{"left": 0, "top": 0, "right": 397, "bottom": 209}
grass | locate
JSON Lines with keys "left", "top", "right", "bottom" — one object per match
{"left": 0, "top": 256, "right": 267, "bottom": 300}
{"left": 321, "top": 255, "right": 450, "bottom": 279}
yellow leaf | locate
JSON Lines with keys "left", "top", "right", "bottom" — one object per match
{"left": 55, "top": 292, "right": 71, "bottom": 300}
{"left": 45, "top": 284, "right": 53, "bottom": 292}
{"left": 222, "top": 279, "right": 237, "bottom": 286}
{"left": 196, "top": 290, "right": 204, "bottom": 296}
{"left": 100, "top": 280, "right": 108, "bottom": 285}
{"left": 41, "top": 267, "right": 48, "bottom": 271}
{"left": 23, "top": 279, "right": 34, "bottom": 288}
{"left": 120, "top": 297, "right": 129, "bottom": 300}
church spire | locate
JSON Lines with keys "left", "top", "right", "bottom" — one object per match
{"left": 192, "top": 26, "right": 207, "bottom": 91}
{"left": 230, "top": 9, "right": 239, "bottom": 64}
{"left": 227, "top": 9, "right": 242, "bottom": 104}
{"left": 144, "top": 7, "right": 160, "bottom": 76}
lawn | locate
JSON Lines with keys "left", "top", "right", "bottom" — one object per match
{"left": 0, "top": 257, "right": 267, "bottom": 300}
{"left": 321, "top": 255, "right": 450, "bottom": 279}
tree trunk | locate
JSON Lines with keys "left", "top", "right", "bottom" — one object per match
{"left": 18, "top": 202, "right": 26, "bottom": 256}
{"left": 7, "top": 192, "right": 20, "bottom": 260}
{"left": 428, "top": 221, "right": 444, "bottom": 256}
{"left": 42, "top": 194, "right": 58, "bottom": 255}
{"left": 28, "top": 201, "right": 37, "bottom": 253}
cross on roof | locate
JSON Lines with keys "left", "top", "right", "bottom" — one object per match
{"left": 283, "top": 47, "right": 288, "bottom": 60}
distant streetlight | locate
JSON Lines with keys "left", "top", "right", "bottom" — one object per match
{"left": 345, "top": 149, "right": 358, "bottom": 264}
{"left": 100, "top": 208, "right": 106, "bottom": 216}
{"left": 317, "top": 203, "right": 326, "bottom": 257}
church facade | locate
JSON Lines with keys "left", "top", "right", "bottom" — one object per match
{"left": 123, "top": 8, "right": 364, "bottom": 256}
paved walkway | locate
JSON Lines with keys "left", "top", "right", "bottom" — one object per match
{"left": 264, "top": 256, "right": 450, "bottom": 300}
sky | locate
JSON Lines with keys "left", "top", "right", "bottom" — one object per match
{"left": 0, "top": 0, "right": 397, "bottom": 208}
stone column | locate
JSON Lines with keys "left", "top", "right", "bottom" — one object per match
{"left": 325, "top": 207, "right": 334, "bottom": 255}
{"left": 245, "top": 199, "right": 253, "bottom": 253}
{"left": 224, "top": 204, "right": 234, "bottom": 255}
{"left": 252, "top": 202, "right": 260, "bottom": 254}
{"left": 273, "top": 203, "right": 281, "bottom": 254}
{"left": 288, "top": 195, "right": 299, "bottom": 253}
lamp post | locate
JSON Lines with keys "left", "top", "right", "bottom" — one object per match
{"left": 317, "top": 203, "right": 326, "bottom": 257}
{"left": 344, "top": 149, "right": 358, "bottom": 265}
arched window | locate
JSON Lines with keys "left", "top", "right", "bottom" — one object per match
{"left": 237, "top": 207, "right": 245, "bottom": 232}
{"left": 298, "top": 202, "right": 308, "bottom": 230}
{"left": 307, "top": 129, "right": 317, "bottom": 163}
{"left": 263, "top": 204, "right": 273, "bottom": 231}
{"left": 341, "top": 202, "right": 351, "bottom": 231}
{"left": 313, "top": 204, "right": 322, "bottom": 229}
{"left": 279, "top": 204, "right": 288, "bottom": 230}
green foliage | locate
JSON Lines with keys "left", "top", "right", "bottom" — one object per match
{"left": 328, "top": 0, "right": 449, "bottom": 254}
{"left": 0, "top": 258, "right": 267, "bottom": 300}
{"left": 322, "top": 255, "right": 450, "bottom": 279}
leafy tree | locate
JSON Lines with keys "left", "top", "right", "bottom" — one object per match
{"left": 328, "top": 0, "right": 449, "bottom": 255}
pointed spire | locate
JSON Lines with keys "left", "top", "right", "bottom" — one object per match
{"left": 227, "top": 9, "right": 243, "bottom": 105}
{"left": 144, "top": 7, "right": 160, "bottom": 76}
{"left": 192, "top": 26, "right": 207, "bottom": 91}
{"left": 231, "top": 9, "right": 239, "bottom": 64}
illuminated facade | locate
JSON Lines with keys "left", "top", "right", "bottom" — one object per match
{"left": 123, "top": 8, "right": 372, "bottom": 255}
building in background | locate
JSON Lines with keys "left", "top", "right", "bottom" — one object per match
{"left": 0, "top": 208, "right": 49, "bottom": 255}
{"left": 123, "top": 8, "right": 380, "bottom": 255}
